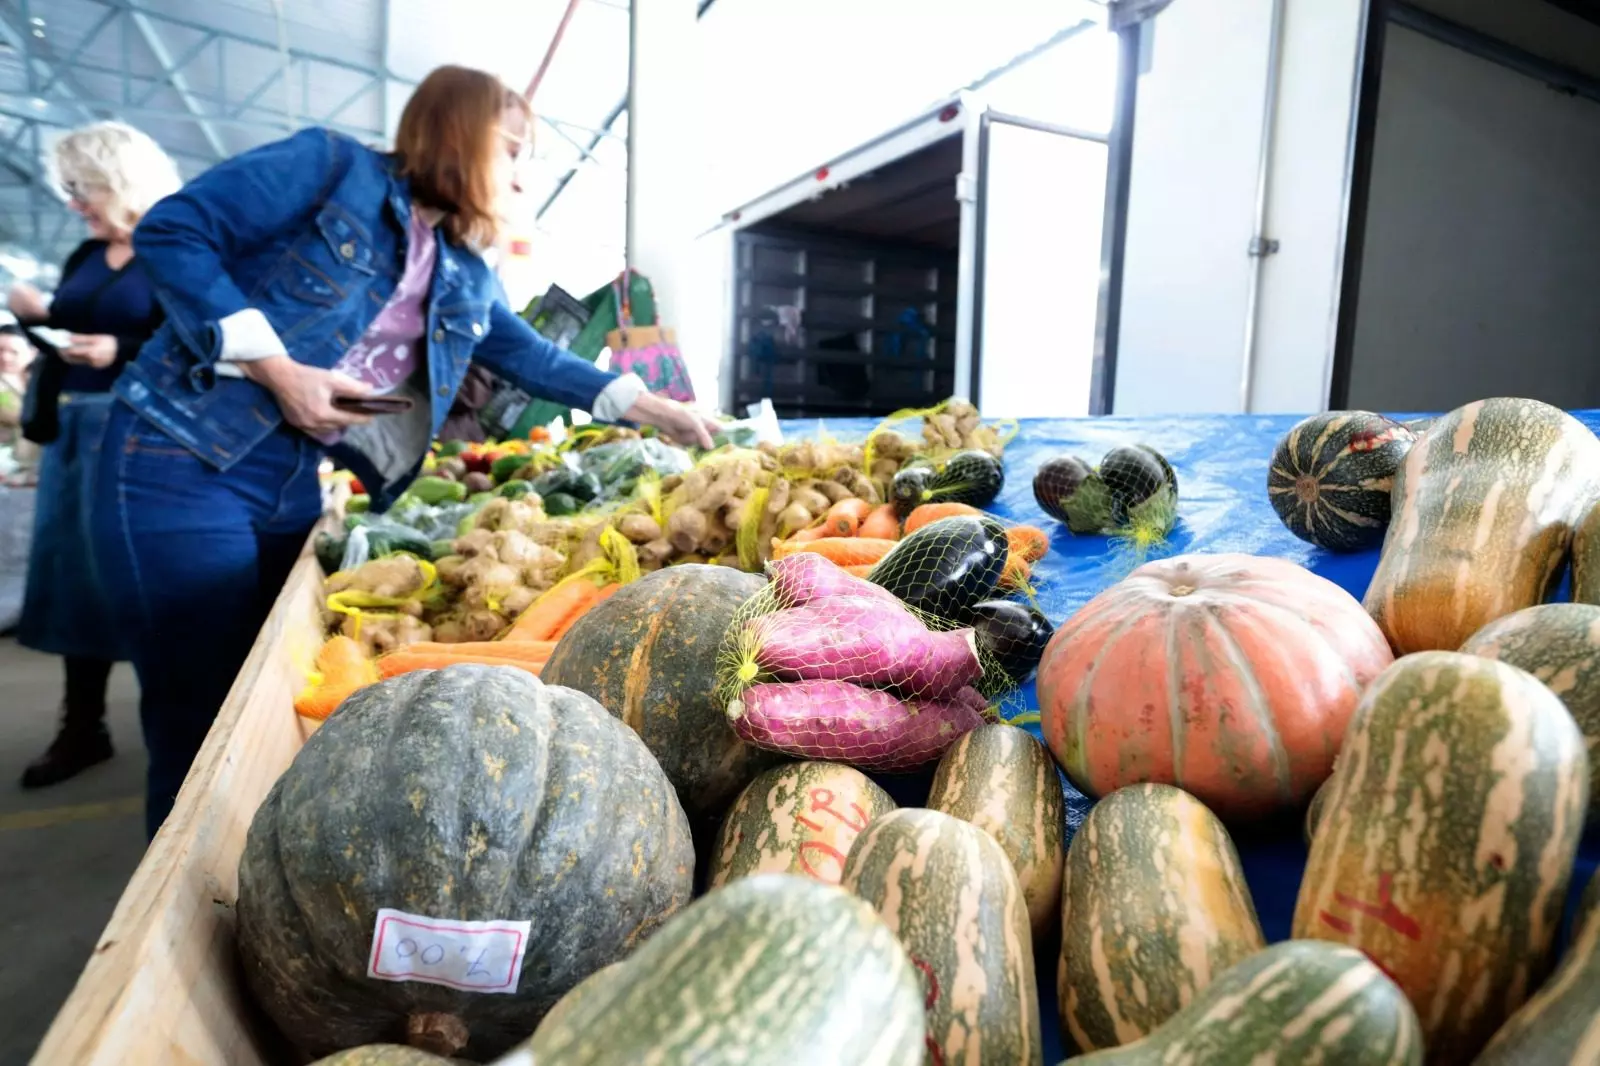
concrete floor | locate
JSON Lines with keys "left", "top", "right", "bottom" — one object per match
{"left": 0, "top": 639, "right": 145, "bottom": 1066}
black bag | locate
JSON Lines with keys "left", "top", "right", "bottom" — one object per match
{"left": 19, "top": 328, "right": 66, "bottom": 445}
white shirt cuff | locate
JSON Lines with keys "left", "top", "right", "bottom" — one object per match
{"left": 217, "top": 308, "right": 288, "bottom": 363}
{"left": 591, "top": 373, "right": 648, "bottom": 423}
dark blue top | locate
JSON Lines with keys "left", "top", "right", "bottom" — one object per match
{"left": 47, "top": 239, "right": 163, "bottom": 393}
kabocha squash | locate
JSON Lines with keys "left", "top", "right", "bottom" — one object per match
{"left": 1363, "top": 397, "right": 1600, "bottom": 654}
{"left": 1266, "top": 410, "right": 1415, "bottom": 551}
{"left": 516, "top": 874, "right": 926, "bottom": 1065}
{"left": 1058, "top": 784, "right": 1265, "bottom": 1053}
{"left": 710, "top": 761, "right": 897, "bottom": 889}
{"left": 1475, "top": 867, "right": 1600, "bottom": 1065}
{"left": 541, "top": 564, "right": 783, "bottom": 817}
{"left": 1037, "top": 553, "right": 1394, "bottom": 820}
{"left": 236, "top": 666, "right": 695, "bottom": 1062}
{"left": 1292, "top": 652, "right": 1589, "bottom": 1064}
{"left": 1573, "top": 502, "right": 1600, "bottom": 605}
{"left": 842, "top": 808, "right": 1043, "bottom": 1066}
{"left": 1462, "top": 603, "right": 1600, "bottom": 817}
{"left": 1060, "top": 941, "right": 1422, "bottom": 1065}
{"left": 926, "top": 724, "right": 1065, "bottom": 935}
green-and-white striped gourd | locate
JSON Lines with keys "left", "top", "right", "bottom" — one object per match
{"left": 842, "top": 808, "right": 1042, "bottom": 1066}
{"left": 1363, "top": 397, "right": 1600, "bottom": 654}
{"left": 1293, "top": 651, "right": 1590, "bottom": 1064}
{"left": 1057, "top": 783, "right": 1265, "bottom": 1053}
{"left": 507, "top": 874, "right": 925, "bottom": 1065}
{"left": 1474, "top": 865, "right": 1600, "bottom": 1064}
{"left": 1060, "top": 940, "right": 1422, "bottom": 1065}
{"left": 709, "top": 761, "right": 896, "bottom": 889}
{"left": 1267, "top": 410, "right": 1415, "bottom": 552}
{"left": 926, "top": 724, "right": 1065, "bottom": 936}
{"left": 1461, "top": 603, "right": 1600, "bottom": 817}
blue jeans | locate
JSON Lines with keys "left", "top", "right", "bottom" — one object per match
{"left": 94, "top": 400, "right": 322, "bottom": 839}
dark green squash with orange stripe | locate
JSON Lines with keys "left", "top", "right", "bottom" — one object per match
{"left": 1475, "top": 866, "right": 1600, "bottom": 1065}
{"left": 1058, "top": 784, "right": 1265, "bottom": 1053}
{"left": 1267, "top": 411, "right": 1415, "bottom": 551}
{"left": 1462, "top": 603, "right": 1600, "bottom": 818}
{"left": 1061, "top": 941, "right": 1422, "bottom": 1065}
{"left": 842, "top": 808, "right": 1042, "bottom": 1066}
{"left": 1363, "top": 398, "right": 1600, "bottom": 654}
{"left": 542, "top": 565, "right": 783, "bottom": 817}
{"left": 709, "top": 761, "right": 896, "bottom": 889}
{"left": 926, "top": 724, "right": 1064, "bottom": 935}
{"left": 1292, "top": 651, "right": 1589, "bottom": 1063}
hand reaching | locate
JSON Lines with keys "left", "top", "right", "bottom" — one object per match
{"left": 241, "top": 355, "right": 375, "bottom": 436}
{"left": 622, "top": 392, "right": 720, "bottom": 450}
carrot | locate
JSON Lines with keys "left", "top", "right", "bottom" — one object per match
{"left": 999, "top": 551, "right": 1032, "bottom": 591}
{"left": 771, "top": 537, "right": 898, "bottom": 566}
{"left": 820, "top": 497, "right": 874, "bottom": 537}
{"left": 294, "top": 636, "right": 380, "bottom": 720}
{"left": 506, "top": 575, "right": 604, "bottom": 642}
{"left": 787, "top": 525, "right": 832, "bottom": 544}
{"left": 858, "top": 503, "right": 901, "bottom": 540}
{"left": 843, "top": 564, "right": 876, "bottom": 578}
{"left": 377, "top": 640, "right": 556, "bottom": 679}
{"left": 904, "top": 502, "right": 983, "bottom": 535}
{"left": 547, "top": 583, "right": 619, "bottom": 642}
{"left": 1005, "top": 524, "right": 1050, "bottom": 564}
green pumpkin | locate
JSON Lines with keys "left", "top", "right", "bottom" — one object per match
{"left": 541, "top": 565, "right": 783, "bottom": 817}
{"left": 237, "top": 665, "right": 694, "bottom": 1062}
{"left": 310, "top": 1046, "right": 462, "bottom": 1065}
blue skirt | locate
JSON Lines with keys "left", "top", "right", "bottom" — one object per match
{"left": 18, "top": 393, "right": 128, "bottom": 661}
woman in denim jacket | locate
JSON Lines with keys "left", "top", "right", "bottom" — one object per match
{"left": 98, "top": 65, "right": 717, "bottom": 838}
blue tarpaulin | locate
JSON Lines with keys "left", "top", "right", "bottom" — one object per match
{"left": 781, "top": 410, "right": 1600, "bottom": 1060}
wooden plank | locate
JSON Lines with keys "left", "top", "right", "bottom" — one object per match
{"left": 32, "top": 528, "right": 329, "bottom": 1066}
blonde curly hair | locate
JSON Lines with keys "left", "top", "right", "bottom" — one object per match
{"left": 50, "top": 121, "right": 182, "bottom": 237}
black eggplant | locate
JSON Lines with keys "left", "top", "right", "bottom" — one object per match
{"left": 1135, "top": 444, "right": 1179, "bottom": 496}
{"left": 891, "top": 466, "right": 936, "bottom": 517}
{"left": 1033, "top": 456, "right": 1093, "bottom": 524}
{"left": 1099, "top": 445, "right": 1169, "bottom": 516}
{"left": 924, "top": 450, "right": 1005, "bottom": 508}
{"left": 868, "top": 514, "right": 1007, "bottom": 624}
{"left": 971, "top": 600, "right": 1054, "bottom": 687}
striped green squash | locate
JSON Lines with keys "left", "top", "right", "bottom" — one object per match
{"left": 709, "top": 761, "right": 896, "bottom": 890}
{"left": 1292, "top": 651, "right": 1589, "bottom": 1063}
{"left": 1304, "top": 774, "right": 1334, "bottom": 845}
{"left": 1057, "top": 784, "right": 1265, "bottom": 1053}
{"left": 310, "top": 1049, "right": 458, "bottom": 1066}
{"left": 926, "top": 724, "right": 1064, "bottom": 935}
{"left": 1363, "top": 398, "right": 1600, "bottom": 654}
{"left": 842, "top": 808, "right": 1042, "bottom": 1066}
{"left": 1267, "top": 410, "right": 1415, "bottom": 551}
{"left": 1475, "top": 866, "right": 1600, "bottom": 1065}
{"left": 1462, "top": 603, "right": 1600, "bottom": 817}
{"left": 1060, "top": 941, "right": 1422, "bottom": 1065}
{"left": 527, "top": 963, "right": 623, "bottom": 1046}
{"left": 515, "top": 874, "right": 924, "bottom": 1065}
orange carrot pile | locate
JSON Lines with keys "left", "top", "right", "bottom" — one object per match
{"left": 771, "top": 536, "right": 898, "bottom": 566}
{"left": 506, "top": 575, "right": 618, "bottom": 643}
{"left": 378, "top": 640, "right": 558, "bottom": 680}
{"left": 295, "top": 636, "right": 380, "bottom": 720}
{"left": 904, "top": 502, "right": 982, "bottom": 535}
{"left": 858, "top": 504, "right": 901, "bottom": 540}
{"left": 820, "top": 497, "right": 875, "bottom": 537}
{"left": 1006, "top": 525, "right": 1050, "bottom": 564}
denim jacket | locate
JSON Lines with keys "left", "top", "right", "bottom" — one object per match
{"left": 120, "top": 127, "right": 630, "bottom": 511}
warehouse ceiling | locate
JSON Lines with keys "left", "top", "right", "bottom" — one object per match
{"left": 0, "top": 0, "right": 636, "bottom": 274}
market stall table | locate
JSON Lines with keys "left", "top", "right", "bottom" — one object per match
{"left": 34, "top": 410, "right": 1600, "bottom": 1065}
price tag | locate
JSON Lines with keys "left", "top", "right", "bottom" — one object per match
{"left": 366, "top": 908, "right": 532, "bottom": 994}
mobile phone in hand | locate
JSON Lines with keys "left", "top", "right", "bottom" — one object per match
{"left": 332, "top": 395, "right": 415, "bottom": 415}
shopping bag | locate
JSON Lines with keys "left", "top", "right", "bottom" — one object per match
{"left": 606, "top": 272, "right": 697, "bottom": 403}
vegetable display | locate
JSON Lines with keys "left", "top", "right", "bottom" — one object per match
{"left": 1037, "top": 553, "right": 1394, "bottom": 820}
{"left": 236, "top": 666, "right": 694, "bottom": 1061}
{"left": 1364, "top": 397, "right": 1600, "bottom": 654}
{"left": 1057, "top": 784, "right": 1265, "bottom": 1053}
{"left": 1293, "top": 651, "right": 1589, "bottom": 1063}
{"left": 841, "top": 809, "right": 1043, "bottom": 1066}
{"left": 1266, "top": 410, "right": 1415, "bottom": 551}
{"left": 1059, "top": 941, "right": 1422, "bottom": 1065}
{"left": 1031, "top": 443, "right": 1177, "bottom": 540}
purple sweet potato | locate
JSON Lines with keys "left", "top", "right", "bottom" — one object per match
{"left": 768, "top": 551, "right": 899, "bottom": 609}
{"left": 748, "top": 598, "right": 981, "bottom": 698}
{"left": 727, "top": 679, "right": 987, "bottom": 772}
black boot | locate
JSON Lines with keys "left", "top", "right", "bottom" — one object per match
{"left": 20, "top": 657, "right": 115, "bottom": 790}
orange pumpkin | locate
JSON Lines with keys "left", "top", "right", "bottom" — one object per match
{"left": 1037, "top": 553, "right": 1393, "bottom": 821}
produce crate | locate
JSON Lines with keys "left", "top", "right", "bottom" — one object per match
{"left": 32, "top": 526, "right": 330, "bottom": 1066}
